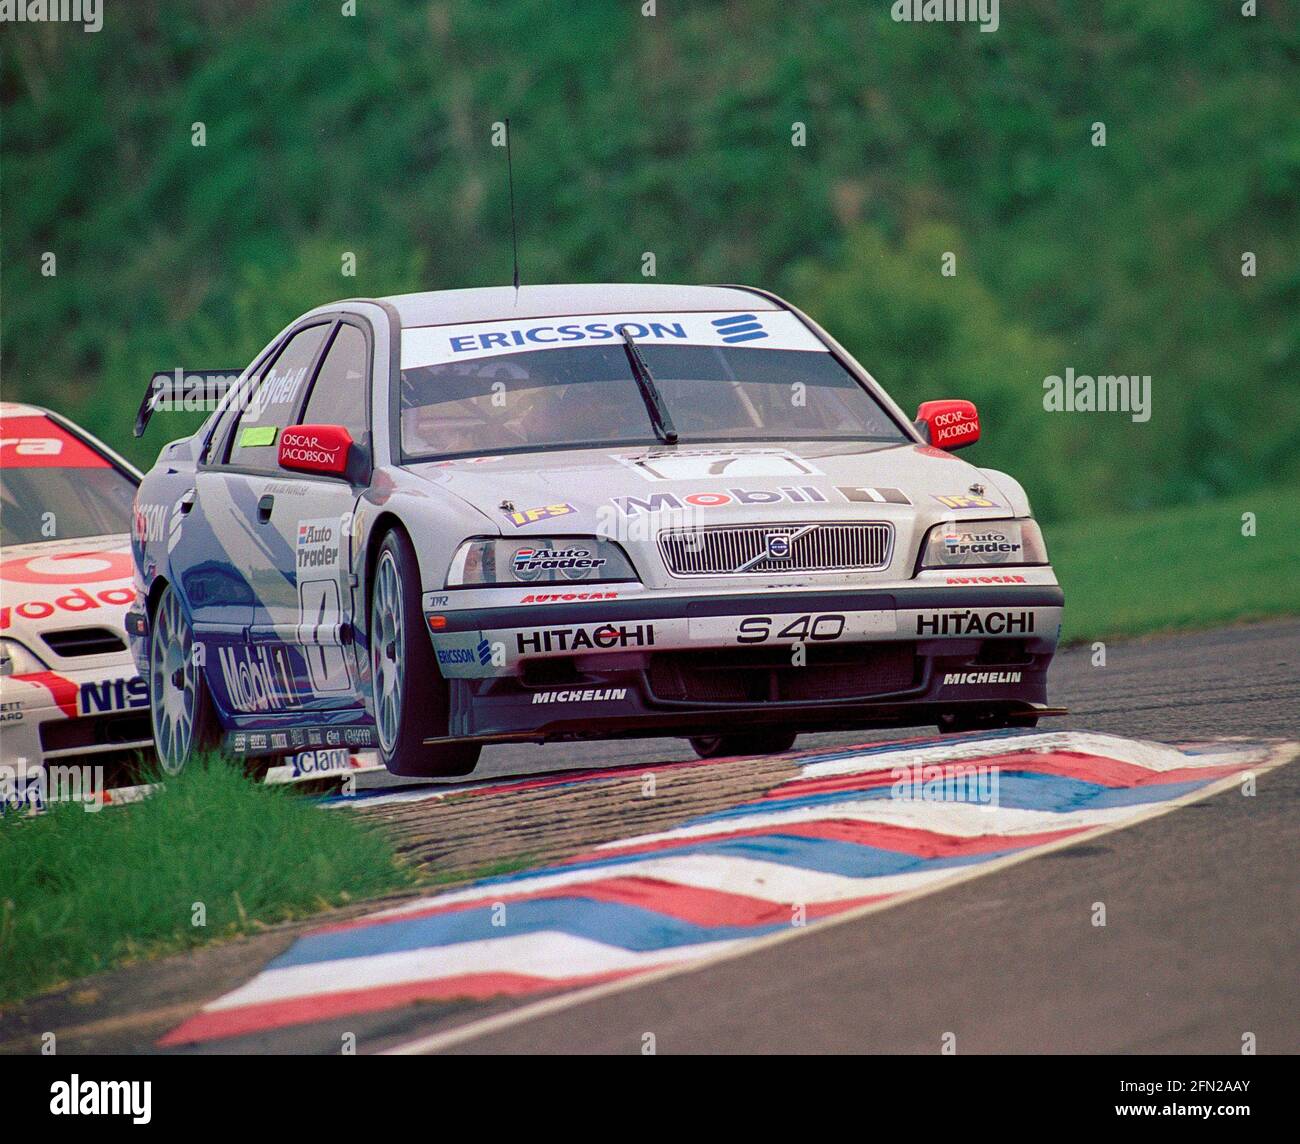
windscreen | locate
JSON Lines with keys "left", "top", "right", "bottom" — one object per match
{"left": 0, "top": 415, "right": 137, "bottom": 546}
{"left": 399, "top": 310, "right": 906, "bottom": 459}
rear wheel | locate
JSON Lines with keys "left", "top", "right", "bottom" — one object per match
{"left": 370, "top": 529, "right": 481, "bottom": 778}
{"left": 148, "top": 583, "right": 217, "bottom": 774}
{"left": 689, "top": 730, "right": 798, "bottom": 759}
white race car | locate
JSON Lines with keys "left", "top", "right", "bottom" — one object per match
{"left": 0, "top": 403, "right": 151, "bottom": 783}
{"left": 128, "top": 283, "right": 1064, "bottom": 779}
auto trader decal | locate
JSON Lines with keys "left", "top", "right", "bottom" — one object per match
{"left": 940, "top": 527, "right": 1021, "bottom": 561}
{"left": 296, "top": 519, "right": 341, "bottom": 573}
{"left": 400, "top": 310, "right": 827, "bottom": 368}
{"left": 295, "top": 517, "right": 350, "bottom": 693}
{"left": 510, "top": 545, "right": 605, "bottom": 581}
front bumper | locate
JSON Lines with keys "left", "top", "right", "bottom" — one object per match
{"left": 0, "top": 664, "right": 152, "bottom": 769}
{"left": 423, "top": 578, "right": 1064, "bottom": 744}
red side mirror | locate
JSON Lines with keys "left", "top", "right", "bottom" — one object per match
{"left": 915, "top": 399, "right": 980, "bottom": 451}
{"left": 278, "top": 424, "right": 353, "bottom": 476}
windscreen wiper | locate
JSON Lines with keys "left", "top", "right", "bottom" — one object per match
{"left": 621, "top": 328, "right": 678, "bottom": 445}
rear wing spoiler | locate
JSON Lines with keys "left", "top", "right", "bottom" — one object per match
{"left": 132, "top": 373, "right": 168, "bottom": 438}
{"left": 133, "top": 368, "right": 244, "bottom": 438}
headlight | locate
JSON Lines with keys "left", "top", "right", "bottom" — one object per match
{"left": 920, "top": 518, "right": 1048, "bottom": 568}
{"left": 0, "top": 638, "right": 49, "bottom": 677}
{"left": 447, "top": 537, "right": 640, "bottom": 586}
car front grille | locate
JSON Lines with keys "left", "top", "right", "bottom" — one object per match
{"left": 41, "top": 627, "right": 127, "bottom": 658}
{"left": 658, "top": 521, "right": 893, "bottom": 577}
{"left": 646, "top": 643, "right": 918, "bottom": 705}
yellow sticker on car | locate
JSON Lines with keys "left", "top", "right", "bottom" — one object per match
{"left": 932, "top": 493, "right": 1000, "bottom": 510}
{"left": 239, "top": 425, "right": 278, "bottom": 447}
{"left": 501, "top": 503, "right": 576, "bottom": 528}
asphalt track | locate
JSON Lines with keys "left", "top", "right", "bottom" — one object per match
{"left": 1, "top": 620, "right": 1295, "bottom": 1054}
{"left": 378, "top": 619, "right": 1300, "bottom": 1053}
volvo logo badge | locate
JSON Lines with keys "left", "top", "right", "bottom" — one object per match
{"left": 765, "top": 534, "right": 792, "bottom": 560}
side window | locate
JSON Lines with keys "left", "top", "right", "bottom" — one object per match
{"left": 226, "top": 324, "right": 329, "bottom": 472}
{"left": 201, "top": 385, "right": 243, "bottom": 465}
{"left": 301, "top": 323, "right": 370, "bottom": 455}
{"left": 201, "top": 367, "right": 261, "bottom": 465}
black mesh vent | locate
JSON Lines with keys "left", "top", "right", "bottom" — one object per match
{"left": 41, "top": 627, "right": 127, "bottom": 657}
{"left": 646, "top": 643, "right": 917, "bottom": 705}
{"left": 39, "top": 712, "right": 151, "bottom": 752}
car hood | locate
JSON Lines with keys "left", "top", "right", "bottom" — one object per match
{"left": 0, "top": 534, "right": 137, "bottom": 647}
{"left": 405, "top": 441, "right": 1022, "bottom": 589}
{"left": 408, "top": 441, "right": 1014, "bottom": 529}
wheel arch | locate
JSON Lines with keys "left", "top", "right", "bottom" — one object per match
{"left": 362, "top": 512, "right": 409, "bottom": 610}
{"left": 145, "top": 574, "right": 171, "bottom": 620}
{"left": 359, "top": 511, "right": 416, "bottom": 658}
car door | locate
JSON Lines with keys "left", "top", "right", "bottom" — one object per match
{"left": 207, "top": 321, "right": 333, "bottom": 717}
{"left": 263, "top": 319, "right": 372, "bottom": 707}
{"left": 168, "top": 347, "right": 297, "bottom": 700}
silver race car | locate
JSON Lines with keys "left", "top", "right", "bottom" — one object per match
{"left": 127, "top": 284, "right": 1063, "bottom": 777}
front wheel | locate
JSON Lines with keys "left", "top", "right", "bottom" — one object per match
{"left": 370, "top": 529, "right": 481, "bottom": 778}
{"left": 148, "top": 583, "right": 217, "bottom": 774}
{"left": 689, "top": 730, "right": 798, "bottom": 759}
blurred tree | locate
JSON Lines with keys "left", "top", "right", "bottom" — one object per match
{"left": 0, "top": 0, "right": 1295, "bottom": 518}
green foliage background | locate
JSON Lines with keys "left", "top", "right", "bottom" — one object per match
{"left": 2, "top": 0, "right": 1297, "bottom": 522}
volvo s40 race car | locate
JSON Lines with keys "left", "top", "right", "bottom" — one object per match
{"left": 0, "top": 403, "right": 151, "bottom": 780}
{"left": 127, "top": 284, "right": 1064, "bottom": 778}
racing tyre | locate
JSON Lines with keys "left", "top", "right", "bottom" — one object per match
{"left": 370, "top": 529, "right": 481, "bottom": 778}
{"left": 148, "top": 583, "right": 218, "bottom": 775}
{"left": 689, "top": 730, "right": 798, "bottom": 759}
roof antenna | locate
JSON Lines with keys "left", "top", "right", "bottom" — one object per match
{"left": 505, "top": 117, "right": 520, "bottom": 290}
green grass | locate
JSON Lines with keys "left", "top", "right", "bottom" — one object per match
{"left": 0, "top": 756, "right": 413, "bottom": 1006}
{"left": 1046, "top": 486, "right": 1299, "bottom": 644}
